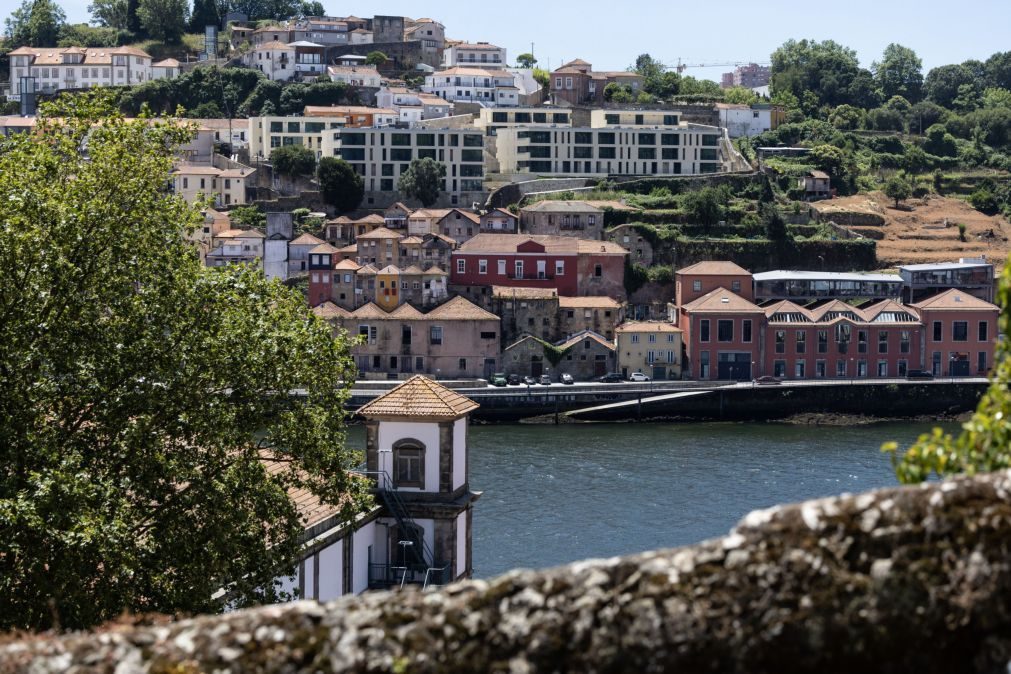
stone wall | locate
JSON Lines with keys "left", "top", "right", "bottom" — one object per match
{"left": 8, "top": 469, "right": 1011, "bottom": 673}
{"left": 486, "top": 178, "right": 599, "bottom": 209}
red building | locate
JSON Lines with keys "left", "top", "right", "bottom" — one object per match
{"left": 911, "top": 289, "right": 999, "bottom": 376}
{"left": 675, "top": 261, "right": 754, "bottom": 306}
{"left": 450, "top": 234, "right": 627, "bottom": 299}
{"left": 307, "top": 242, "right": 340, "bottom": 306}
{"left": 678, "top": 287, "right": 764, "bottom": 380}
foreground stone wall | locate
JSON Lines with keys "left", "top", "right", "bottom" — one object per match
{"left": 5, "top": 471, "right": 1011, "bottom": 673}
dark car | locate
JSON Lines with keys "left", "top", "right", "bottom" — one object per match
{"left": 906, "top": 369, "right": 934, "bottom": 380}
{"left": 597, "top": 372, "right": 624, "bottom": 383}
{"left": 507, "top": 374, "right": 521, "bottom": 385}
{"left": 490, "top": 373, "right": 508, "bottom": 387}
{"left": 754, "top": 375, "right": 782, "bottom": 385}
{"left": 523, "top": 375, "right": 537, "bottom": 385}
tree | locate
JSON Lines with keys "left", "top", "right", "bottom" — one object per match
{"left": 829, "top": 104, "right": 864, "bottom": 130}
{"left": 4, "top": 0, "right": 67, "bottom": 48}
{"left": 983, "top": 87, "right": 1011, "bottom": 109}
{"left": 137, "top": 0, "right": 188, "bottom": 43}
{"left": 809, "top": 144, "right": 848, "bottom": 178}
{"left": 364, "top": 50, "right": 388, "bottom": 67}
{"left": 883, "top": 174, "right": 912, "bottom": 208}
{"left": 722, "top": 86, "right": 758, "bottom": 105}
{"left": 761, "top": 202, "right": 788, "bottom": 242}
{"left": 0, "top": 92, "right": 368, "bottom": 630}
{"left": 532, "top": 67, "right": 549, "bottom": 89}
{"left": 873, "top": 43, "right": 923, "bottom": 102}
{"left": 297, "top": 0, "right": 323, "bottom": 16}
{"left": 515, "top": 52, "right": 536, "bottom": 69}
{"left": 924, "top": 63, "right": 978, "bottom": 108}
{"left": 317, "top": 157, "right": 363, "bottom": 214}
{"left": 188, "top": 0, "right": 218, "bottom": 32}
{"left": 229, "top": 203, "right": 266, "bottom": 228}
{"left": 923, "top": 123, "right": 958, "bottom": 156}
{"left": 602, "top": 82, "right": 621, "bottom": 101}
{"left": 398, "top": 157, "right": 446, "bottom": 207}
{"left": 985, "top": 51, "right": 1011, "bottom": 91}
{"left": 682, "top": 187, "right": 725, "bottom": 232}
{"left": 88, "top": 0, "right": 129, "bottom": 29}
{"left": 770, "top": 39, "right": 861, "bottom": 108}
{"left": 270, "top": 144, "right": 316, "bottom": 177}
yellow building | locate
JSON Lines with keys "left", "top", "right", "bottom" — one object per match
{"left": 375, "top": 265, "right": 402, "bottom": 312}
{"left": 615, "top": 321, "right": 684, "bottom": 381}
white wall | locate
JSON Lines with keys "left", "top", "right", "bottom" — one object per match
{"left": 376, "top": 420, "right": 441, "bottom": 493}
{"left": 303, "top": 554, "right": 315, "bottom": 599}
{"left": 351, "top": 521, "right": 375, "bottom": 594}
{"left": 455, "top": 510, "right": 467, "bottom": 578}
{"left": 453, "top": 417, "right": 467, "bottom": 490}
{"left": 316, "top": 541, "right": 342, "bottom": 601}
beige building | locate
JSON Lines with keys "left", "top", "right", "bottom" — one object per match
{"left": 474, "top": 107, "right": 573, "bottom": 136}
{"left": 615, "top": 321, "right": 684, "bottom": 381}
{"left": 205, "top": 229, "right": 265, "bottom": 268}
{"left": 171, "top": 164, "right": 253, "bottom": 207}
{"left": 8, "top": 46, "right": 177, "bottom": 95}
{"left": 248, "top": 109, "right": 399, "bottom": 160}
{"left": 520, "top": 201, "right": 605, "bottom": 239}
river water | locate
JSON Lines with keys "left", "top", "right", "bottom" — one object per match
{"left": 466, "top": 420, "right": 951, "bottom": 579}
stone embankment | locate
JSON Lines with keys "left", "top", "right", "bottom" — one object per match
{"left": 6, "top": 470, "right": 1011, "bottom": 673}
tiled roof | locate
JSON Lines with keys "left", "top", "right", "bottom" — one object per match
{"left": 310, "top": 242, "right": 341, "bottom": 254}
{"left": 400, "top": 236, "right": 425, "bottom": 244}
{"left": 861, "top": 299, "right": 920, "bottom": 323}
{"left": 356, "top": 226, "right": 402, "bottom": 239}
{"left": 558, "top": 330, "right": 616, "bottom": 351}
{"left": 216, "top": 228, "right": 265, "bottom": 239}
{"left": 764, "top": 300, "right": 814, "bottom": 322}
{"left": 426, "top": 296, "right": 499, "bottom": 321}
{"left": 153, "top": 58, "right": 180, "bottom": 67}
{"left": 424, "top": 266, "right": 449, "bottom": 276}
{"left": 910, "top": 289, "right": 998, "bottom": 311}
{"left": 303, "top": 105, "right": 395, "bottom": 116}
{"left": 681, "top": 287, "right": 763, "bottom": 314}
{"left": 677, "top": 261, "right": 752, "bottom": 276}
{"left": 376, "top": 265, "right": 400, "bottom": 275}
{"left": 312, "top": 302, "right": 352, "bottom": 319}
{"left": 438, "top": 209, "right": 480, "bottom": 224}
{"left": 401, "top": 265, "right": 424, "bottom": 273}
{"left": 558, "top": 296, "right": 622, "bottom": 309}
{"left": 492, "top": 285, "right": 558, "bottom": 300}
{"left": 458, "top": 233, "right": 624, "bottom": 255}
{"left": 807, "top": 300, "right": 864, "bottom": 322}
{"left": 616, "top": 321, "right": 682, "bottom": 333}
{"left": 350, "top": 302, "right": 389, "bottom": 318}
{"left": 334, "top": 259, "right": 361, "bottom": 270}
{"left": 338, "top": 243, "right": 358, "bottom": 253}
{"left": 521, "top": 200, "right": 604, "bottom": 214}
{"left": 389, "top": 303, "right": 425, "bottom": 319}
{"left": 290, "top": 233, "right": 324, "bottom": 246}
{"left": 357, "top": 375, "right": 479, "bottom": 420}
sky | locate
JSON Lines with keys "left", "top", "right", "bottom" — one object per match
{"left": 56, "top": 0, "right": 1011, "bottom": 82}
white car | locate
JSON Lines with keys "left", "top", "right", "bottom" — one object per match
{"left": 629, "top": 372, "right": 651, "bottom": 382}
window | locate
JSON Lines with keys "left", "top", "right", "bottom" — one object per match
{"left": 480, "top": 331, "right": 497, "bottom": 339}
{"left": 979, "top": 321, "right": 989, "bottom": 342}
{"left": 648, "top": 334, "right": 657, "bottom": 343}
{"left": 478, "top": 259, "right": 487, "bottom": 274}
{"left": 456, "top": 259, "right": 466, "bottom": 274}
{"left": 693, "top": 280, "right": 702, "bottom": 292}
{"left": 717, "top": 320, "right": 733, "bottom": 342}
{"left": 877, "top": 361, "right": 888, "bottom": 377}
{"left": 631, "top": 334, "right": 640, "bottom": 344}
{"left": 816, "top": 361, "right": 826, "bottom": 378}
{"left": 700, "top": 351, "right": 710, "bottom": 379}
{"left": 515, "top": 260, "right": 524, "bottom": 278}
{"left": 796, "top": 331, "right": 806, "bottom": 354}
{"left": 402, "top": 325, "right": 412, "bottom": 345}
{"left": 497, "top": 259, "right": 506, "bottom": 275}
{"left": 555, "top": 260, "right": 565, "bottom": 276}
{"left": 837, "top": 360, "right": 847, "bottom": 377}
{"left": 774, "top": 360, "right": 786, "bottom": 377}
{"left": 933, "top": 321, "right": 942, "bottom": 341}
{"left": 979, "top": 351, "right": 988, "bottom": 373}
{"left": 742, "top": 320, "right": 752, "bottom": 343}
{"left": 393, "top": 441, "right": 424, "bottom": 488}
{"left": 898, "top": 360, "right": 907, "bottom": 376}
{"left": 459, "top": 358, "right": 467, "bottom": 371}
{"left": 857, "top": 330, "right": 868, "bottom": 353}
{"left": 430, "top": 326, "right": 443, "bottom": 345}
{"left": 818, "top": 330, "right": 828, "bottom": 353}
{"left": 700, "top": 319, "right": 710, "bottom": 342}
{"left": 878, "top": 331, "right": 889, "bottom": 354}
{"left": 953, "top": 321, "right": 968, "bottom": 342}
{"left": 594, "top": 264, "right": 602, "bottom": 277}
{"left": 775, "top": 330, "right": 785, "bottom": 353}
{"left": 900, "top": 330, "right": 911, "bottom": 354}
{"left": 731, "top": 280, "right": 741, "bottom": 292}
{"left": 795, "top": 361, "right": 805, "bottom": 378}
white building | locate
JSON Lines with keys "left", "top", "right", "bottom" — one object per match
{"left": 171, "top": 164, "right": 253, "bottom": 207}
{"left": 442, "top": 41, "right": 507, "bottom": 70}
{"left": 7, "top": 46, "right": 178, "bottom": 95}
{"left": 191, "top": 118, "right": 250, "bottom": 151}
{"left": 205, "top": 228, "right": 265, "bottom": 268}
{"left": 249, "top": 109, "right": 399, "bottom": 160}
{"left": 327, "top": 64, "right": 382, "bottom": 88}
{"left": 264, "top": 212, "right": 294, "bottom": 281}
{"left": 715, "top": 103, "right": 783, "bottom": 138}
{"left": 422, "top": 67, "right": 519, "bottom": 107}
{"left": 376, "top": 87, "right": 454, "bottom": 125}
{"left": 243, "top": 40, "right": 325, "bottom": 81}
{"left": 274, "top": 376, "right": 480, "bottom": 601}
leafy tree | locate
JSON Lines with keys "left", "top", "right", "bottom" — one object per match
{"left": 723, "top": 86, "right": 758, "bottom": 105}
{"left": 682, "top": 187, "right": 725, "bottom": 232}
{"left": 770, "top": 39, "right": 861, "bottom": 108}
{"left": 906, "top": 100, "right": 949, "bottom": 134}
{"left": 883, "top": 174, "right": 912, "bottom": 208}
{"left": 809, "top": 144, "right": 848, "bottom": 178}
{"left": 57, "top": 22, "right": 122, "bottom": 47}
{"left": 610, "top": 87, "right": 633, "bottom": 104}
{"left": 317, "top": 157, "right": 363, "bottom": 213}
{"left": 365, "top": 50, "right": 388, "bottom": 66}
{"left": 829, "top": 104, "right": 863, "bottom": 130}
{"left": 88, "top": 0, "right": 129, "bottom": 29}
{"left": 532, "top": 67, "right": 549, "bottom": 89}
{"left": 872, "top": 43, "right": 923, "bottom": 102}
{"left": 635, "top": 91, "right": 655, "bottom": 104}
{"left": 188, "top": 0, "right": 218, "bottom": 31}
{"left": 137, "top": 0, "right": 188, "bottom": 43}
{"left": 226, "top": 0, "right": 299, "bottom": 21}
{"left": 126, "top": 0, "right": 140, "bottom": 33}
{"left": 398, "top": 157, "right": 446, "bottom": 207}
{"left": 952, "top": 83, "right": 981, "bottom": 113}
{"left": 4, "top": 0, "right": 66, "bottom": 48}
{"left": 0, "top": 92, "right": 367, "bottom": 630}
{"left": 924, "top": 63, "right": 978, "bottom": 108}
{"left": 602, "top": 82, "right": 621, "bottom": 101}
{"left": 885, "top": 95, "right": 912, "bottom": 113}
{"left": 515, "top": 52, "right": 536, "bottom": 69}
{"left": 865, "top": 106, "right": 905, "bottom": 132}
{"left": 270, "top": 144, "right": 316, "bottom": 177}
{"left": 923, "top": 123, "right": 958, "bottom": 156}
{"left": 761, "top": 203, "right": 788, "bottom": 242}
{"left": 229, "top": 203, "right": 265, "bottom": 228}
{"left": 297, "top": 0, "right": 323, "bottom": 16}
{"left": 985, "top": 51, "right": 1011, "bottom": 91}
{"left": 983, "top": 87, "right": 1011, "bottom": 109}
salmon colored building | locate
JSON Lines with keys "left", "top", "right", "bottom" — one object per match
{"left": 678, "top": 288, "right": 764, "bottom": 380}
{"left": 675, "top": 261, "right": 754, "bottom": 306}
{"left": 911, "top": 289, "right": 1000, "bottom": 376}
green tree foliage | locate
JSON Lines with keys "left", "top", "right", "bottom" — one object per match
{"left": 229, "top": 203, "right": 266, "bottom": 228}
{"left": 983, "top": 87, "right": 1011, "bottom": 109}
{"left": 226, "top": 0, "right": 300, "bottom": 22}
{"left": 986, "top": 52, "right": 1011, "bottom": 91}
{"left": 829, "top": 104, "right": 864, "bottom": 130}
{"left": 682, "top": 186, "right": 727, "bottom": 232}
{"left": 770, "top": 39, "right": 862, "bottom": 108}
{"left": 532, "top": 67, "right": 549, "bottom": 89}
{"left": 761, "top": 203, "right": 789, "bottom": 242}
{"left": 883, "top": 174, "right": 912, "bottom": 207}
{"left": 722, "top": 86, "right": 758, "bottom": 105}
{"left": 886, "top": 264, "right": 1011, "bottom": 482}
{"left": 317, "top": 157, "right": 363, "bottom": 214}
{"left": 865, "top": 106, "right": 905, "bottom": 132}
{"left": 365, "top": 50, "right": 388, "bottom": 66}
{"left": 872, "top": 43, "right": 923, "bottom": 102}
{"left": 57, "top": 22, "right": 124, "bottom": 47}
{"left": 88, "top": 0, "right": 129, "bottom": 29}
{"left": 809, "top": 143, "right": 848, "bottom": 177}
{"left": 188, "top": 0, "right": 219, "bottom": 32}
{"left": 137, "top": 0, "right": 188, "bottom": 43}
{"left": 398, "top": 157, "right": 446, "bottom": 207}
{"left": 4, "top": 0, "right": 66, "bottom": 48}
{"left": 0, "top": 92, "right": 367, "bottom": 630}
{"left": 923, "top": 123, "right": 958, "bottom": 156}
{"left": 924, "top": 63, "right": 980, "bottom": 108}
{"left": 297, "top": 0, "right": 323, "bottom": 16}
{"left": 270, "top": 144, "right": 316, "bottom": 177}
{"left": 515, "top": 52, "right": 536, "bottom": 69}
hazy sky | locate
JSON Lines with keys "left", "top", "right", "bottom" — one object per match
{"left": 56, "top": 0, "right": 1010, "bottom": 82}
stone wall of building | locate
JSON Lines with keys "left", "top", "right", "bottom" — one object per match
{"left": 9, "top": 469, "right": 1011, "bottom": 673}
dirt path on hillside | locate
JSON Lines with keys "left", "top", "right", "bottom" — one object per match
{"left": 813, "top": 193, "right": 1011, "bottom": 270}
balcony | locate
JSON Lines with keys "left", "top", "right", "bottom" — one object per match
{"left": 368, "top": 561, "right": 451, "bottom": 590}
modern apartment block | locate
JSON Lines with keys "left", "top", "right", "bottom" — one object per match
{"left": 720, "top": 63, "right": 771, "bottom": 89}
{"left": 248, "top": 109, "right": 398, "bottom": 159}
{"left": 474, "top": 107, "right": 573, "bottom": 136}
{"left": 495, "top": 124, "right": 728, "bottom": 177}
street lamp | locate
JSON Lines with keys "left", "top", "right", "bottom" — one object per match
{"left": 751, "top": 360, "right": 756, "bottom": 388}
{"left": 849, "top": 357, "right": 854, "bottom": 385}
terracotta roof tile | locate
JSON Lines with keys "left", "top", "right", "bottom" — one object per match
{"left": 910, "top": 289, "right": 998, "bottom": 311}
{"left": 312, "top": 302, "right": 352, "bottom": 319}
{"left": 558, "top": 296, "right": 622, "bottom": 309}
{"left": 357, "top": 375, "right": 479, "bottom": 419}
{"left": 681, "top": 287, "right": 763, "bottom": 314}
{"left": 676, "top": 261, "right": 752, "bottom": 276}
{"left": 616, "top": 321, "right": 682, "bottom": 333}
{"left": 426, "top": 295, "right": 499, "bottom": 321}
{"left": 492, "top": 285, "right": 558, "bottom": 300}
{"left": 356, "top": 226, "right": 402, "bottom": 239}
{"left": 290, "top": 233, "right": 325, "bottom": 246}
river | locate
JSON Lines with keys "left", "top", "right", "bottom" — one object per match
{"left": 465, "top": 420, "right": 951, "bottom": 579}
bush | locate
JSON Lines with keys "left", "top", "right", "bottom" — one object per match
{"left": 270, "top": 145, "right": 316, "bottom": 177}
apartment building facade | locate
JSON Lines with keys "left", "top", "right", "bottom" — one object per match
{"left": 442, "top": 42, "right": 507, "bottom": 69}
{"left": 8, "top": 46, "right": 177, "bottom": 95}
{"left": 248, "top": 109, "right": 399, "bottom": 160}
{"left": 615, "top": 322, "right": 684, "bottom": 381}
{"left": 422, "top": 67, "right": 520, "bottom": 107}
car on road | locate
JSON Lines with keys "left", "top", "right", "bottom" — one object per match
{"left": 507, "top": 374, "right": 521, "bottom": 385}
{"left": 539, "top": 374, "right": 552, "bottom": 385}
{"left": 523, "top": 375, "right": 537, "bottom": 385}
{"left": 491, "top": 373, "right": 508, "bottom": 387}
{"left": 754, "top": 375, "right": 782, "bottom": 385}
{"left": 629, "top": 372, "right": 650, "bottom": 382}
{"left": 560, "top": 373, "right": 574, "bottom": 385}
{"left": 596, "top": 372, "right": 624, "bottom": 383}
{"left": 905, "top": 370, "right": 934, "bottom": 380}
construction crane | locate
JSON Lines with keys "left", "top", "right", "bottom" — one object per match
{"left": 671, "top": 59, "right": 770, "bottom": 74}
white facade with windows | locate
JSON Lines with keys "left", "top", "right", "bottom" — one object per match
{"left": 7, "top": 46, "right": 177, "bottom": 95}
{"left": 422, "top": 67, "right": 519, "bottom": 107}
{"left": 442, "top": 42, "right": 507, "bottom": 70}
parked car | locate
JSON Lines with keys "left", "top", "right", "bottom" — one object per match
{"left": 754, "top": 375, "right": 782, "bottom": 385}
{"left": 539, "top": 374, "right": 552, "bottom": 385}
{"left": 560, "top": 373, "right": 574, "bottom": 385}
{"left": 906, "top": 369, "right": 934, "bottom": 380}
{"left": 523, "top": 375, "right": 537, "bottom": 385}
{"left": 597, "top": 372, "right": 624, "bottom": 383}
{"left": 507, "top": 374, "right": 521, "bottom": 386}
{"left": 491, "top": 372, "right": 508, "bottom": 387}
{"left": 629, "top": 372, "right": 650, "bottom": 382}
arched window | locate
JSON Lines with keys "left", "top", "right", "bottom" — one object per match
{"left": 393, "top": 439, "right": 425, "bottom": 488}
